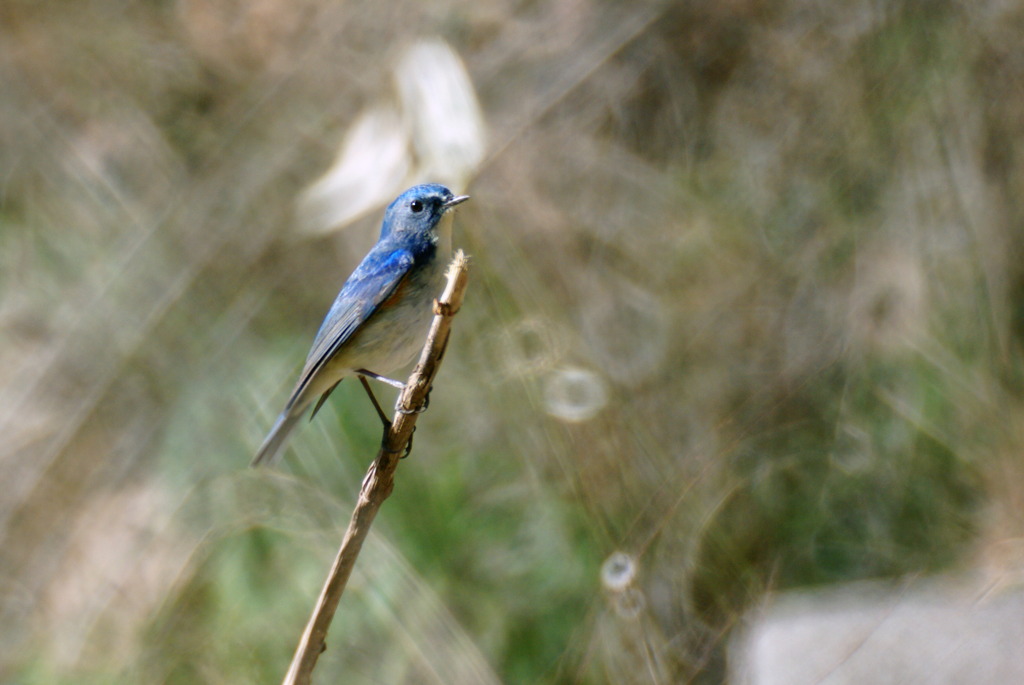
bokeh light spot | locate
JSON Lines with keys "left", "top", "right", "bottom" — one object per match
{"left": 543, "top": 366, "right": 609, "bottom": 423}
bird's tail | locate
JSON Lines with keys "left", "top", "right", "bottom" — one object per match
{"left": 251, "top": 410, "right": 304, "bottom": 468}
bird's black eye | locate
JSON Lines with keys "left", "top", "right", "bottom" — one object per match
{"left": 410, "top": 199, "right": 424, "bottom": 213}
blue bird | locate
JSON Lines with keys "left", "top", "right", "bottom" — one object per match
{"left": 252, "top": 184, "right": 469, "bottom": 467}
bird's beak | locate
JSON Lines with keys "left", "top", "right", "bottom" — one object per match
{"left": 442, "top": 195, "right": 470, "bottom": 211}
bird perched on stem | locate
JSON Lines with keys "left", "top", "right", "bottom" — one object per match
{"left": 252, "top": 184, "right": 469, "bottom": 467}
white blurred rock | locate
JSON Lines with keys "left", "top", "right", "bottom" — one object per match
{"left": 730, "top": 578, "right": 1024, "bottom": 685}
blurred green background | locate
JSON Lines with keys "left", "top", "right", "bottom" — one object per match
{"left": 2, "top": 0, "right": 1024, "bottom": 683}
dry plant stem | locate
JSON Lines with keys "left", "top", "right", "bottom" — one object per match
{"left": 282, "top": 251, "right": 470, "bottom": 685}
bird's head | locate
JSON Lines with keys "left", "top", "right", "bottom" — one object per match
{"left": 381, "top": 184, "right": 469, "bottom": 239}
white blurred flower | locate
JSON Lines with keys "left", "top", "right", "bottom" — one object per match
{"left": 298, "top": 106, "right": 411, "bottom": 232}
{"left": 394, "top": 39, "right": 488, "bottom": 190}
{"left": 298, "top": 38, "right": 486, "bottom": 236}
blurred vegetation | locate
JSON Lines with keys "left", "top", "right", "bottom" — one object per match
{"left": 2, "top": 0, "right": 1024, "bottom": 683}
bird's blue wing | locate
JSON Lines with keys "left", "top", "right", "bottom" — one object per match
{"left": 284, "top": 247, "right": 416, "bottom": 410}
